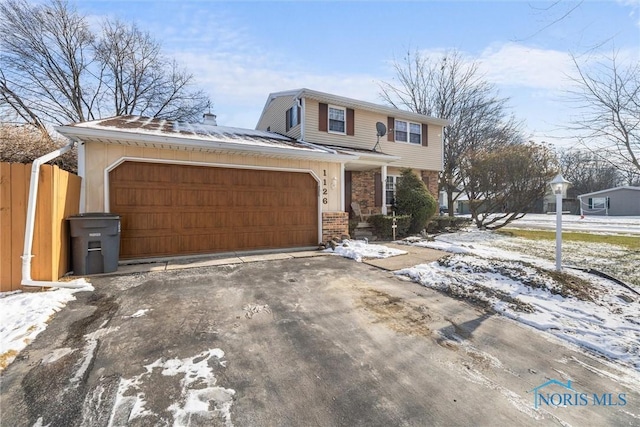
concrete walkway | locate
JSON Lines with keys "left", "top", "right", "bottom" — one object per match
{"left": 363, "top": 242, "right": 448, "bottom": 270}
{"left": 96, "top": 249, "right": 329, "bottom": 276}
{"left": 84, "top": 243, "right": 447, "bottom": 278}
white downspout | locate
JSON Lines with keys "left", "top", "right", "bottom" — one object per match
{"left": 300, "top": 97, "right": 305, "bottom": 140}
{"left": 21, "top": 141, "right": 89, "bottom": 289}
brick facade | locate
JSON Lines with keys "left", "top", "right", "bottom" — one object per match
{"left": 349, "top": 169, "right": 439, "bottom": 220}
{"left": 322, "top": 211, "right": 349, "bottom": 243}
{"left": 420, "top": 170, "right": 439, "bottom": 198}
{"left": 351, "top": 171, "right": 382, "bottom": 216}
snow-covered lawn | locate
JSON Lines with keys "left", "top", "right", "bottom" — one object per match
{"left": 506, "top": 213, "right": 640, "bottom": 235}
{"left": 0, "top": 285, "right": 94, "bottom": 371}
{"left": 328, "top": 231, "right": 640, "bottom": 370}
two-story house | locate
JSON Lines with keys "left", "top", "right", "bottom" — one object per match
{"left": 55, "top": 89, "right": 447, "bottom": 261}
{"left": 257, "top": 88, "right": 448, "bottom": 221}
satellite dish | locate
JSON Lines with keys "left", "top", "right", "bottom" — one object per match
{"left": 373, "top": 122, "right": 387, "bottom": 152}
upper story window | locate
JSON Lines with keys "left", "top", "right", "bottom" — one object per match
{"left": 395, "top": 119, "right": 422, "bottom": 144}
{"left": 329, "top": 106, "right": 346, "bottom": 134}
{"left": 319, "top": 103, "right": 354, "bottom": 135}
{"left": 286, "top": 105, "right": 300, "bottom": 131}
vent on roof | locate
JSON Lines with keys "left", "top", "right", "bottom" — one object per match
{"left": 203, "top": 113, "right": 217, "bottom": 126}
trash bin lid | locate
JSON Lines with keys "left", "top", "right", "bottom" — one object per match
{"left": 67, "top": 212, "right": 120, "bottom": 220}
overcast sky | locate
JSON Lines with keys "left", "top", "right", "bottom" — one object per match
{"left": 78, "top": 0, "right": 639, "bottom": 148}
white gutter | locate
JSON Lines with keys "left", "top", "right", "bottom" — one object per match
{"left": 21, "top": 141, "right": 89, "bottom": 289}
{"left": 56, "top": 125, "right": 356, "bottom": 163}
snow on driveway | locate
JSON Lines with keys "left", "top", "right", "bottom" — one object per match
{"left": 0, "top": 284, "right": 93, "bottom": 371}
{"left": 108, "top": 349, "right": 235, "bottom": 427}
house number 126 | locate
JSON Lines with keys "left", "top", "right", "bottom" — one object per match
{"left": 322, "top": 169, "right": 328, "bottom": 204}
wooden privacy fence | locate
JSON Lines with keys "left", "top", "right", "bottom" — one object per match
{"left": 0, "top": 162, "right": 81, "bottom": 292}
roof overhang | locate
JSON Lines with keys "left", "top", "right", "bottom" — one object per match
{"left": 265, "top": 88, "right": 451, "bottom": 127}
{"left": 56, "top": 125, "right": 358, "bottom": 163}
{"left": 298, "top": 142, "right": 401, "bottom": 171}
{"left": 577, "top": 186, "right": 640, "bottom": 198}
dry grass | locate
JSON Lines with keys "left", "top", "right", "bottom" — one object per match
{"left": 499, "top": 229, "right": 640, "bottom": 250}
{"left": 0, "top": 349, "right": 18, "bottom": 370}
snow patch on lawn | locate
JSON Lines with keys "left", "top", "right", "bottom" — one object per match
{"left": 398, "top": 231, "right": 640, "bottom": 370}
{"left": 324, "top": 239, "right": 407, "bottom": 262}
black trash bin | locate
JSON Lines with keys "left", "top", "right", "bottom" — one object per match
{"left": 68, "top": 213, "right": 121, "bottom": 275}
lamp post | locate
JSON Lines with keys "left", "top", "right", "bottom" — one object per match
{"left": 549, "top": 174, "right": 571, "bottom": 271}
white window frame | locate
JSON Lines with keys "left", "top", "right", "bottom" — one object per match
{"left": 328, "top": 105, "right": 346, "bottom": 134}
{"left": 286, "top": 106, "right": 299, "bottom": 129}
{"left": 386, "top": 175, "right": 399, "bottom": 206}
{"left": 395, "top": 119, "right": 422, "bottom": 145}
{"left": 592, "top": 197, "right": 607, "bottom": 209}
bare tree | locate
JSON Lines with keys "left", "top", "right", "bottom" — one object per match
{"left": 559, "top": 149, "right": 620, "bottom": 197}
{"left": 0, "top": 0, "right": 96, "bottom": 124}
{"left": 460, "top": 143, "right": 557, "bottom": 229}
{"left": 566, "top": 52, "right": 640, "bottom": 178}
{"left": 95, "top": 20, "right": 208, "bottom": 120}
{"left": 379, "top": 50, "right": 523, "bottom": 216}
{"left": 0, "top": 0, "right": 209, "bottom": 130}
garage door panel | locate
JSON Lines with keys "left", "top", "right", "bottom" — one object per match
{"left": 115, "top": 188, "right": 173, "bottom": 207}
{"left": 110, "top": 162, "right": 318, "bottom": 259}
{"left": 121, "top": 235, "right": 177, "bottom": 258}
{"left": 124, "top": 212, "right": 173, "bottom": 231}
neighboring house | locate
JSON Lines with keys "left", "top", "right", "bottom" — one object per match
{"left": 577, "top": 186, "right": 640, "bottom": 216}
{"left": 56, "top": 90, "right": 447, "bottom": 261}
{"left": 542, "top": 184, "right": 578, "bottom": 214}
{"left": 256, "top": 88, "right": 448, "bottom": 219}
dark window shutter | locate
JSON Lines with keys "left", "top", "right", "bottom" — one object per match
{"left": 347, "top": 108, "right": 355, "bottom": 135}
{"left": 607, "top": 197, "right": 610, "bottom": 209}
{"left": 387, "top": 117, "right": 394, "bottom": 141}
{"left": 285, "top": 108, "right": 291, "bottom": 132}
{"left": 297, "top": 106, "right": 301, "bottom": 125}
{"left": 588, "top": 198, "right": 593, "bottom": 209}
{"left": 374, "top": 172, "right": 382, "bottom": 207}
{"left": 319, "top": 103, "right": 328, "bottom": 132}
{"left": 345, "top": 171, "right": 352, "bottom": 216}
{"left": 422, "top": 124, "right": 428, "bottom": 146}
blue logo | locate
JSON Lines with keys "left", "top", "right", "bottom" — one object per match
{"left": 530, "top": 379, "right": 627, "bottom": 409}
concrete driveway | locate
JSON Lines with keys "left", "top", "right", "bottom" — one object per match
{"left": 1, "top": 255, "right": 638, "bottom": 426}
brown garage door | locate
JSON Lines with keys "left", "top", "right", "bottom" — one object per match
{"left": 109, "top": 161, "right": 318, "bottom": 259}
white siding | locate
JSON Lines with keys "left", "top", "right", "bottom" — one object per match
{"left": 256, "top": 95, "right": 302, "bottom": 140}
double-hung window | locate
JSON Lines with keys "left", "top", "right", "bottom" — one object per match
{"left": 386, "top": 176, "right": 398, "bottom": 205}
{"left": 395, "top": 120, "right": 422, "bottom": 144}
{"left": 329, "top": 106, "right": 346, "bottom": 133}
